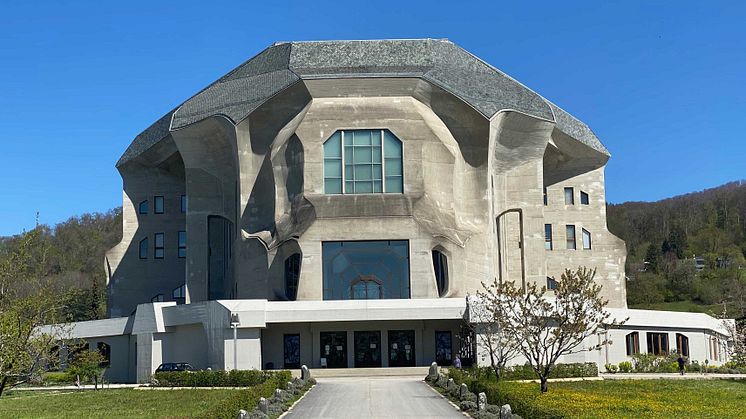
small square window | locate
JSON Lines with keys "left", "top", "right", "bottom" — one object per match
{"left": 181, "top": 195, "right": 187, "bottom": 213}
{"left": 154, "top": 196, "right": 164, "bottom": 214}
{"left": 139, "top": 200, "right": 148, "bottom": 214}
{"left": 564, "top": 187, "right": 574, "bottom": 205}
{"left": 580, "top": 191, "right": 589, "bottom": 205}
{"left": 154, "top": 233, "right": 164, "bottom": 259}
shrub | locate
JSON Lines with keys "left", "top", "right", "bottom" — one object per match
{"left": 43, "top": 371, "right": 74, "bottom": 385}
{"left": 618, "top": 361, "right": 632, "bottom": 373}
{"left": 604, "top": 363, "right": 618, "bottom": 373}
{"left": 448, "top": 363, "right": 597, "bottom": 383}
{"left": 153, "top": 369, "right": 291, "bottom": 388}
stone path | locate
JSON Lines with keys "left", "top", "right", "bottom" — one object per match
{"left": 283, "top": 376, "right": 464, "bottom": 418}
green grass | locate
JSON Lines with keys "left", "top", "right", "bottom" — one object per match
{"left": 0, "top": 388, "right": 243, "bottom": 419}
{"left": 629, "top": 299, "right": 732, "bottom": 315}
{"left": 478, "top": 379, "right": 746, "bottom": 418}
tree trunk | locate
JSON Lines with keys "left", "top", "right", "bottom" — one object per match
{"left": 94, "top": 375, "right": 98, "bottom": 390}
{"left": 540, "top": 376, "right": 548, "bottom": 393}
{"left": 0, "top": 376, "right": 8, "bottom": 397}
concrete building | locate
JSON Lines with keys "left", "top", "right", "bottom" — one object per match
{"left": 54, "top": 39, "right": 730, "bottom": 382}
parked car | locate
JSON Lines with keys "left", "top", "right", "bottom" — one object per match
{"left": 155, "top": 362, "right": 196, "bottom": 373}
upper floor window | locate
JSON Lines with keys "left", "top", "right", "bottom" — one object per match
{"left": 544, "top": 224, "right": 553, "bottom": 250}
{"left": 178, "top": 231, "right": 187, "bottom": 258}
{"left": 139, "top": 238, "right": 148, "bottom": 259}
{"left": 151, "top": 294, "right": 164, "bottom": 303}
{"left": 154, "top": 196, "right": 164, "bottom": 214}
{"left": 580, "top": 191, "right": 589, "bottom": 205}
{"left": 139, "top": 200, "right": 148, "bottom": 214}
{"left": 546, "top": 276, "right": 557, "bottom": 290}
{"left": 181, "top": 195, "right": 187, "bottom": 213}
{"left": 543, "top": 187, "right": 547, "bottom": 205}
{"left": 564, "top": 187, "right": 574, "bottom": 205}
{"left": 323, "top": 129, "right": 403, "bottom": 194}
{"left": 582, "top": 228, "right": 592, "bottom": 250}
{"left": 154, "top": 233, "right": 164, "bottom": 259}
{"left": 173, "top": 284, "right": 186, "bottom": 300}
{"left": 566, "top": 225, "right": 576, "bottom": 250}
{"left": 285, "top": 253, "right": 301, "bottom": 301}
{"left": 432, "top": 250, "right": 448, "bottom": 297}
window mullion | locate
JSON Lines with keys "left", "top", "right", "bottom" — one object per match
{"left": 381, "top": 129, "right": 386, "bottom": 193}
{"left": 340, "top": 131, "right": 346, "bottom": 194}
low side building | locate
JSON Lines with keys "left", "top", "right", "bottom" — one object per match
{"left": 51, "top": 39, "right": 730, "bottom": 382}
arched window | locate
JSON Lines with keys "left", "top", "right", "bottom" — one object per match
{"left": 432, "top": 250, "right": 448, "bottom": 297}
{"left": 323, "top": 129, "right": 403, "bottom": 194}
{"left": 676, "top": 333, "right": 689, "bottom": 357}
{"left": 97, "top": 342, "right": 111, "bottom": 367}
{"left": 285, "top": 253, "right": 301, "bottom": 301}
{"left": 625, "top": 332, "right": 640, "bottom": 355}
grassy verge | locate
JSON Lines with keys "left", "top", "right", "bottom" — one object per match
{"left": 445, "top": 377, "right": 746, "bottom": 418}
{"left": 0, "top": 388, "right": 244, "bottom": 419}
{"left": 629, "top": 300, "right": 731, "bottom": 315}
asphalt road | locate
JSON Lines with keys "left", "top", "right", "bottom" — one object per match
{"left": 283, "top": 376, "right": 465, "bottom": 418}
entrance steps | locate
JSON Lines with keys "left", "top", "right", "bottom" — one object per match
{"left": 309, "top": 366, "right": 430, "bottom": 378}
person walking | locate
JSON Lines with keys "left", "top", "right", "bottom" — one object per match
{"left": 677, "top": 355, "right": 686, "bottom": 375}
{"left": 453, "top": 355, "right": 462, "bottom": 369}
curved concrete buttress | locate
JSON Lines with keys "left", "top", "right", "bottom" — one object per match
{"left": 543, "top": 128, "right": 610, "bottom": 187}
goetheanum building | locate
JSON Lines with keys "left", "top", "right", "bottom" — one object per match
{"left": 54, "top": 39, "right": 731, "bottom": 382}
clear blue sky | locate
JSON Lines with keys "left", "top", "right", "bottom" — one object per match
{"left": 0, "top": 1, "right": 744, "bottom": 236}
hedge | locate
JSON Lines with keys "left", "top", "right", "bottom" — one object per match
{"left": 448, "top": 362, "right": 598, "bottom": 382}
{"left": 152, "top": 369, "right": 291, "bottom": 388}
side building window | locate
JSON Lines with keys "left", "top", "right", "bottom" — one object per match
{"left": 676, "top": 333, "right": 689, "bottom": 357}
{"left": 285, "top": 253, "right": 301, "bottom": 301}
{"left": 546, "top": 276, "right": 557, "bottom": 290}
{"left": 154, "top": 233, "right": 164, "bottom": 259}
{"left": 566, "top": 225, "right": 576, "bottom": 250}
{"left": 432, "top": 250, "right": 448, "bottom": 297}
{"left": 178, "top": 231, "right": 187, "bottom": 258}
{"left": 582, "top": 228, "right": 592, "bottom": 250}
{"left": 580, "top": 191, "right": 589, "bottom": 205}
{"left": 544, "top": 224, "right": 553, "bottom": 250}
{"left": 180, "top": 195, "right": 187, "bottom": 213}
{"left": 564, "top": 187, "right": 574, "bottom": 205}
{"left": 139, "top": 200, "right": 148, "bottom": 214}
{"left": 626, "top": 332, "right": 640, "bottom": 355}
{"left": 173, "top": 285, "right": 186, "bottom": 303}
{"left": 154, "top": 196, "right": 164, "bottom": 214}
{"left": 323, "top": 129, "right": 403, "bottom": 194}
{"left": 139, "top": 238, "right": 148, "bottom": 259}
{"left": 647, "top": 332, "right": 669, "bottom": 356}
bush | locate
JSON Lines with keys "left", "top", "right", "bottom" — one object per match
{"left": 618, "top": 361, "right": 632, "bottom": 373}
{"left": 43, "top": 371, "right": 74, "bottom": 385}
{"left": 604, "top": 363, "right": 618, "bottom": 373}
{"left": 448, "top": 363, "right": 597, "bottom": 383}
{"left": 153, "top": 369, "right": 291, "bottom": 388}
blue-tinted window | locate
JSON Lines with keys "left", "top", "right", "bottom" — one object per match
{"left": 285, "top": 253, "right": 301, "bottom": 301}
{"left": 178, "top": 231, "right": 187, "bottom": 258}
{"left": 432, "top": 250, "right": 448, "bottom": 297}
{"left": 181, "top": 195, "right": 187, "bottom": 213}
{"left": 139, "top": 200, "right": 148, "bottom": 214}
{"left": 323, "top": 129, "right": 403, "bottom": 194}
{"left": 154, "top": 233, "right": 164, "bottom": 259}
{"left": 154, "top": 196, "right": 164, "bottom": 214}
{"left": 139, "top": 238, "right": 148, "bottom": 259}
{"left": 322, "top": 240, "right": 410, "bottom": 300}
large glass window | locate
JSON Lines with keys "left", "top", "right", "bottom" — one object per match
{"left": 285, "top": 253, "right": 301, "bottom": 301}
{"left": 323, "top": 129, "right": 403, "bottom": 194}
{"left": 435, "top": 331, "right": 453, "bottom": 366}
{"left": 322, "top": 240, "right": 410, "bottom": 300}
{"left": 432, "top": 250, "right": 448, "bottom": 297}
{"left": 647, "top": 332, "right": 669, "bottom": 356}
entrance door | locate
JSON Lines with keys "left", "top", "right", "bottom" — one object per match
{"left": 283, "top": 334, "right": 300, "bottom": 369}
{"left": 435, "top": 331, "right": 453, "bottom": 366}
{"left": 354, "top": 331, "right": 382, "bottom": 368}
{"left": 388, "top": 330, "right": 416, "bottom": 367}
{"left": 320, "top": 331, "right": 347, "bottom": 368}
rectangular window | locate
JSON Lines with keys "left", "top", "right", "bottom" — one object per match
{"left": 139, "top": 200, "right": 148, "bottom": 214}
{"left": 564, "top": 187, "right": 574, "bottom": 205}
{"left": 566, "top": 225, "right": 576, "bottom": 250}
{"left": 178, "top": 231, "right": 187, "bottom": 258}
{"left": 181, "top": 195, "right": 187, "bottom": 213}
{"left": 154, "top": 196, "right": 164, "bottom": 214}
{"left": 154, "top": 233, "right": 164, "bottom": 259}
{"left": 647, "top": 332, "right": 669, "bottom": 356}
{"left": 626, "top": 332, "right": 640, "bottom": 355}
{"left": 546, "top": 277, "right": 557, "bottom": 290}
{"left": 322, "top": 240, "right": 410, "bottom": 300}
{"left": 544, "top": 224, "right": 553, "bottom": 250}
{"left": 582, "top": 228, "right": 592, "bottom": 250}
{"left": 139, "top": 238, "right": 148, "bottom": 259}
{"left": 580, "top": 191, "right": 589, "bottom": 205}
{"left": 543, "top": 187, "right": 547, "bottom": 205}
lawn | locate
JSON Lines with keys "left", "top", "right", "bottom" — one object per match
{"left": 629, "top": 299, "right": 732, "bottom": 315}
{"left": 0, "top": 388, "right": 243, "bottom": 419}
{"left": 484, "top": 379, "right": 746, "bottom": 418}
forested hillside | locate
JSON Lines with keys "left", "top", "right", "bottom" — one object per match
{"left": 607, "top": 181, "right": 746, "bottom": 317}
{"left": 0, "top": 209, "right": 122, "bottom": 321}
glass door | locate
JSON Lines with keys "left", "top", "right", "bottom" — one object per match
{"left": 283, "top": 334, "right": 300, "bottom": 369}
{"left": 320, "top": 331, "right": 347, "bottom": 368}
{"left": 354, "top": 331, "right": 382, "bottom": 368}
{"left": 388, "top": 330, "right": 416, "bottom": 367}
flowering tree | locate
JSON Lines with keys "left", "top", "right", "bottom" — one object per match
{"left": 481, "top": 267, "right": 625, "bottom": 392}
{"left": 465, "top": 294, "right": 520, "bottom": 380}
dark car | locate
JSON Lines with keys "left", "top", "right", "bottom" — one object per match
{"left": 155, "top": 362, "right": 196, "bottom": 373}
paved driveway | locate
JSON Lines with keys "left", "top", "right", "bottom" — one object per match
{"left": 284, "top": 376, "right": 464, "bottom": 418}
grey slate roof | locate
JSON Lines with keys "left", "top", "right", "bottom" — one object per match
{"left": 117, "top": 39, "right": 608, "bottom": 167}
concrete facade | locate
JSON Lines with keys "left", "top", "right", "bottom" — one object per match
{"left": 48, "top": 39, "right": 731, "bottom": 382}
